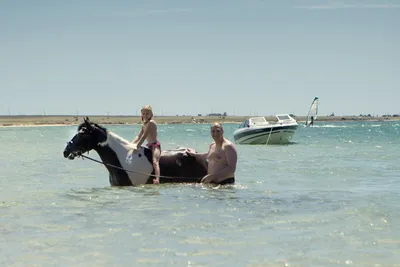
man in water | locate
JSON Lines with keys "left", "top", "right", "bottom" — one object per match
{"left": 186, "top": 122, "right": 237, "bottom": 185}
{"left": 310, "top": 116, "right": 314, "bottom": 126}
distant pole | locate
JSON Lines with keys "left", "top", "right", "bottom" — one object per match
{"left": 8, "top": 108, "right": 10, "bottom": 116}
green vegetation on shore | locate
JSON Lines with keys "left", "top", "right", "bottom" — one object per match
{"left": 0, "top": 115, "right": 398, "bottom": 127}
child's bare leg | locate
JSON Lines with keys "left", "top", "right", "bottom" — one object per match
{"left": 152, "top": 147, "right": 161, "bottom": 184}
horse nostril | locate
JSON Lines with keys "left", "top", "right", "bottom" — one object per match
{"left": 138, "top": 153, "right": 141, "bottom": 157}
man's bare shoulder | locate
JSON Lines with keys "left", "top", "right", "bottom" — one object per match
{"left": 223, "top": 140, "right": 237, "bottom": 152}
{"left": 223, "top": 139, "right": 235, "bottom": 147}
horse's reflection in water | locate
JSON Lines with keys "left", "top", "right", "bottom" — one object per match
{"left": 63, "top": 117, "right": 208, "bottom": 186}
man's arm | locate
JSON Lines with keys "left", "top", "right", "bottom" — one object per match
{"left": 208, "top": 144, "right": 237, "bottom": 183}
{"left": 193, "top": 152, "right": 208, "bottom": 161}
{"left": 186, "top": 143, "right": 213, "bottom": 161}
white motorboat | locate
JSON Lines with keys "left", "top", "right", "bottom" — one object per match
{"left": 233, "top": 114, "right": 299, "bottom": 145}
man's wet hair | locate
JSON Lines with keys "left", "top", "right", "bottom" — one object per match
{"left": 211, "top": 122, "right": 223, "bottom": 128}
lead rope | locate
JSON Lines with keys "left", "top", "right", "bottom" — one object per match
{"left": 77, "top": 153, "right": 203, "bottom": 181}
{"left": 266, "top": 127, "right": 273, "bottom": 145}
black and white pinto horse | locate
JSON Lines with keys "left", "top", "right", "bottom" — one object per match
{"left": 63, "top": 117, "right": 208, "bottom": 186}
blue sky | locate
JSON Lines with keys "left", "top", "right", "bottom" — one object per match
{"left": 0, "top": 0, "right": 399, "bottom": 116}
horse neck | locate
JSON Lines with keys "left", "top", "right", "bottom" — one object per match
{"left": 92, "top": 131, "right": 149, "bottom": 183}
{"left": 94, "top": 130, "right": 145, "bottom": 162}
{"left": 88, "top": 131, "right": 127, "bottom": 171}
{"left": 92, "top": 130, "right": 126, "bottom": 157}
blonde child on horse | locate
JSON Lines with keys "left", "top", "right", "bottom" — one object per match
{"left": 128, "top": 105, "right": 161, "bottom": 184}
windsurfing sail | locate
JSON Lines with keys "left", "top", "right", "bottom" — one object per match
{"left": 306, "top": 97, "right": 319, "bottom": 127}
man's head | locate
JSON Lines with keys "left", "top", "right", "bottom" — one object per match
{"left": 210, "top": 122, "right": 224, "bottom": 140}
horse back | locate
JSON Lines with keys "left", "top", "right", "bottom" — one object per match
{"left": 144, "top": 148, "right": 208, "bottom": 183}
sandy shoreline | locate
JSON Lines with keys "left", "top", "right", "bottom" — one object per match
{"left": 0, "top": 115, "right": 398, "bottom": 127}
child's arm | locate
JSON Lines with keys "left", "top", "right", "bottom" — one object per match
{"left": 132, "top": 127, "right": 144, "bottom": 144}
{"left": 135, "top": 121, "right": 156, "bottom": 148}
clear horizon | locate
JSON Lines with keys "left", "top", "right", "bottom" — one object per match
{"left": 1, "top": 1, "right": 399, "bottom": 117}
{"left": 0, "top": 112, "right": 397, "bottom": 117}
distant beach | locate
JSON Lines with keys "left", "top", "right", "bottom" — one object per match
{"left": 0, "top": 115, "right": 398, "bottom": 127}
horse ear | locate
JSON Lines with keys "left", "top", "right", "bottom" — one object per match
{"left": 84, "top": 117, "right": 93, "bottom": 130}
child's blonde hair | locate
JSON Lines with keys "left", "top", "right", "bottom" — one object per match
{"left": 141, "top": 105, "right": 153, "bottom": 122}
{"left": 141, "top": 105, "right": 153, "bottom": 114}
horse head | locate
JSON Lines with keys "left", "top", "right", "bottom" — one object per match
{"left": 63, "top": 117, "right": 107, "bottom": 160}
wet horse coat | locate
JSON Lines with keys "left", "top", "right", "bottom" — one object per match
{"left": 63, "top": 118, "right": 208, "bottom": 186}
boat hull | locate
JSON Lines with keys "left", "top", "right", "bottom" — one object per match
{"left": 233, "top": 125, "right": 298, "bottom": 145}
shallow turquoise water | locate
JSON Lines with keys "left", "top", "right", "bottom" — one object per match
{"left": 1, "top": 121, "right": 399, "bottom": 266}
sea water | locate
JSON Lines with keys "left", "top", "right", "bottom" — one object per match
{"left": 1, "top": 121, "right": 399, "bottom": 266}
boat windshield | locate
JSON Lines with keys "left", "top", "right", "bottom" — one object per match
{"left": 239, "top": 120, "right": 249, "bottom": 128}
{"left": 249, "top": 117, "right": 268, "bottom": 126}
{"left": 277, "top": 115, "right": 291, "bottom": 121}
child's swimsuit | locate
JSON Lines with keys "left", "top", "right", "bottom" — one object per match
{"left": 146, "top": 141, "right": 161, "bottom": 150}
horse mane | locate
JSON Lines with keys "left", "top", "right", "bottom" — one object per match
{"left": 77, "top": 119, "right": 140, "bottom": 150}
{"left": 107, "top": 131, "right": 131, "bottom": 145}
{"left": 77, "top": 121, "right": 107, "bottom": 132}
{"left": 78, "top": 120, "right": 134, "bottom": 146}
